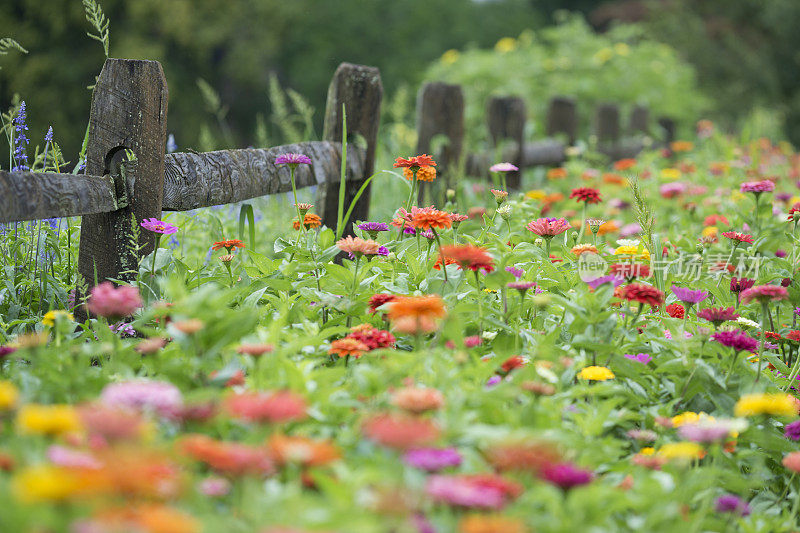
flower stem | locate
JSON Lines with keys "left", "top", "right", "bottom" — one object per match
{"left": 431, "top": 227, "right": 448, "bottom": 283}
{"left": 151, "top": 234, "right": 161, "bottom": 279}
{"left": 756, "top": 302, "right": 768, "bottom": 383}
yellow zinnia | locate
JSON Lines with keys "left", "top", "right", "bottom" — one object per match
{"left": 42, "top": 310, "right": 73, "bottom": 327}
{"left": 525, "top": 189, "right": 546, "bottom": 201}
{"left": 658, "top": 442, "right": 704, "bottom": 461}
{"left": 16, "top": 404, "right": 82, "bottom": 436}
{"left": 494, "top": 37, "right": 517, "bottom": 53}
{"left": 0, "top": 381, "right": 19, "bottom": 410}
{"left": 660, "top": 168, "right": 681, "bottom": 180}
{"left": 734, "top": 393, "right": 797, "bottom": 417}
{"left": 613, "top": 245, "right": 650, "bottom": 261}
{"left": 12, "top": 465, "right": 85, "bottom": 503}
{"left": 578, "top": 366, "right": 615, "bottom": 381}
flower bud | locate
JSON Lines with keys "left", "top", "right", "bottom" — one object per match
{"left": 534, "top": 238, "right": 544, "bottom": 247}
{"left": 570, "top": 231, "right": 578, "bottom": 244}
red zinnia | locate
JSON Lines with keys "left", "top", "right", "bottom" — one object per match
{"left": 212, "top": 239, "right": 246, "bottom": 252}
{"left": 665, "top": 303, "right": 684, "bottom": 319}
{"left": 569, "top": 187, "right": 602, "bottom": 204}
{"left": 368, "top": 293, "right": 397, "bottom": 314}
{"left": 500, "top": 356, "right": 527, "bottom": 374}
{"left": 721, "top": 231, "right": 754, "bottom": 244}
{"left": 788, "top": 203, "right": 800, "bottom": 221}
{"left": 609, "top": 263, "right": 651, "bottom": 280}
{"left": 439, "top": 245, "right": 495, "bottom": 273}
{"left": 704, "top": 214, "right": 730, "bottom": 227}
{"left": 622, "top": 283, "right": 665, "bottom": 307}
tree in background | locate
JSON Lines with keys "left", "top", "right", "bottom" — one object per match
{"left": 0, "top": 0, "right": 543, "bottom": 158}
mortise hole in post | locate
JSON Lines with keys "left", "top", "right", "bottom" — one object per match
{"left": 104, "top": 146, "right": 137, "bottom": 205}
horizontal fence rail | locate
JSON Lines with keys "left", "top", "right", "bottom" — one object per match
{"left": 0, "top": 171, "right": 121, "bottom": 223}
{"left": 163, "top": 142, "right": 365, "bottom": 211}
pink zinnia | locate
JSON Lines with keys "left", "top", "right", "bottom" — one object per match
{"left": 740, "top": 285, "right": 789, "bottom": 305}
{"left": 425, "top": 474, "right": 522, "bottom": 509}
{"left": 140, "top": 218, "right": 178, "bottom": 235}
{"left": 526, "top": 217, "right": 570, "bottom": 237}
{"left": 489, "top": 162, "right": 519, "bottom": 173}
{"left": 740, "top": 180, "right": 775, "bottom": 193}
{"left": 100, "top": 380, "right": 183, "bottom": 418}
{"left": 47, "top": 445, "right": 101, "bottom": 469}
{"left": 541, "top": 462, "right": 593, "bottom": 490}
{"left": 86, "top": 282, "right": 142, "bottom": 320}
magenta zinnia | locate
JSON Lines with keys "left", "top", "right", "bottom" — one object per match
{"left": 86, "top": 282, "right": 143, "bottom": 320}
{"left": 140, "top": 218, "right": 178, "bottom": 235}
{"left": 275, "top": 153, "right": 312, "bottom": 166}
{"left": 712, "top": 329, "right": 758, "bottom": 353}
{"left": 740, "top": 180, "right": 775, "bottom": 193}
{"left": 697, "top": 307, "right": 739, "bottom": 327}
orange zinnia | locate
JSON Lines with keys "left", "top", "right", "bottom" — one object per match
{"left": 440, "top": 244, "right": 494, "bottom": 272}
{"left": 546, "top": 167, "right": 567, "bottom": 180}
{"left": 403, "top": 165, "right": 436, "bottom": 182}
{"left": 212, "top": 239, "right": 246, "bottom": 252}
{"left": 613, "top": 158, "right": 637, "bottom": 171}
{"left": 336, "top": 236, "right": 381, "bottom": 256}
{"left": 411, "top": 206, "right": 452, "bottom": 231}
{"left": 267, "top": 434, "right": 340, "bottom": 467}
{"left": 362, "top": 413, "right": 440, "bottom": 449}
{"left": 387, "top": 295, "right": 447, "bottom": 334}
{"left": 602, "top": 172, "right": 625, "bottom": 185}
{"left": 393, "top": 154, "right": 437, "bottom": 169}
{"left": 180, "top": 434, "right": 274, "bottom": 476}
{"left": 293, "top": 213, "right": 322, "bottom": 230}
{"left": 329, "top": 338, "right": 369, "bottom": 359}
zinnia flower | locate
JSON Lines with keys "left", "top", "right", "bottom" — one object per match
{"left": 734, "top": 393, "right": 797, "bottom": 417}
{"left": 425, "top": 474, "right": 522, "bottom": 509}
{"left": 224, "top": 391, "right": 307, "bottom": 423}
{"left": 394, "top": 154, "right": 436, "bottom": 169}
{"left": 569, "top": 187, "right": 602, "bottom": 204}
{"left": 541, "top": 462, "right": 593, "bottom": 490}
{"left": 387, "top": 295, "right": 447, "bottom": 334}
{"left": 293, "top": 213, "right": 322, "bottom": 230}
{"left": 362, "top": 413, "right": 440, "bottom": 449}
{"left": 440, "top": 245, "right": 494, "bottom": 273}
{"left": 140, "top": 218, "right": 178, "bottom": 234}
{"left": 267, "top": 434, "right": 340, "bottom": 467}
{"left": 577, "top": 366, "right": 614, "bottom": 381}
{"left": 730, "top": 277, "right": 756, "bottom": 294}
{"left": 740, "top": 285, "right": 789, "bottom": 305}
{"left": 86, "top": 282, "right": 142, "bottom": 320}
{"left": 526, "top": 217, "right": 570, "bottom": 237}
{"left": 784, "top": 452, "right": 800, "bottom": 473}
{"left": 336, "top": 236, "right": 380, "bottom": 257}
{"left": 489, "top": 162, "right": 518, "bottom": 173}
{"left": 403, "top": 166, "right": 436, "bottom": 182}
{"left": 696, "top": 307, "right": 739, "bottom": 327}
{"left": 722, "top": 231, "right": 754, "bottom": 244}
{"left": 712, "top": 329, "right": 758, "bottom": 353}
{"left": 211, "top": 239, "right": 245, "bottom": 252}
{"left": 275, "top": 153, "right": 312, "bottom": 166}
{"left": 411, "top": 206, "right": 452, "bottom": 231}
{"left": 784, "top": 420, "right": 800, "bottom": 441}
{"left": 624, "top": 353, "right": 652, "bottom": 364}
{"left": 391, "top": 387, "right": 444, "bottom": 413}
{"left": 328, "top": 338, "right": 368, "bottom": 359}
{"left": 622, "top": 283, "right": 665, "bottom": 307}
{"left": 100, "top": 380, "right": 183, "bottom": 418}
{"left": 715, "top": 494, "right": 751, "bottom": 516}
{"left": 665, "top": 303, "right": 684, "bottom": 318}
{"left": 671, "top": 285, "right": 709, "bottom": 306}
{"left": 403, "top": 447, "right": 462, "bottom": 471}
{"left": 368, "top": 293, "right": 397, "bottom": 314}
{"left": 740, "top": 180, "right": 775, "bottom": 193}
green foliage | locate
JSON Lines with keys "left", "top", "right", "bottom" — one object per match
{"left": 0, "top": 38, "right": 27, "bottom": 70}
{"left": 425, "top": 13, "right": 708, "bottom": 145}
{"left": 82, "top": 0, "right": 110, "bottom": 57}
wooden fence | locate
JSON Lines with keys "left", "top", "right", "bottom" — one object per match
{"left": 0, "top": 57, "right": 675, "bottom": 297}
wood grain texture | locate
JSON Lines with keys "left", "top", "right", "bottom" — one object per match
{"left": 162, "top": 142, "right": 364, "bottom": 211}
{"left": 546, "top": 96, "right": 578, "bottom": 145}
{"left": 77, "top": 59, "right": 168, "bottom": 292}
{"left": 319, "top": 63, "right": 382, "bottom": 232}
{"left": 0, "top": 171, "right": 117, "bottom": 223}
{"left": 487, "top": 96, "right": 526, "bottom": 190}
{"left": 415, "top": 82, "right": 464, "bottom": 202}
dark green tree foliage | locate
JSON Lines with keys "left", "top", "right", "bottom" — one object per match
{"left": 0, "top": 0, "right": 543, "bottom": 159}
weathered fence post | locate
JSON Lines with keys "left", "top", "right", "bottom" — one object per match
{"left": 595, "top": 103, "right": 620, "bottom": 160}
{"left": 319, "top": 63, "right": 382, "bottom": 233}
{"left": 658, "top": 116, "right": 676, "bottom": 147}
{"left": 415, "top": 82, "right": 464, "bottom": 204}
{"left": 77, "top": 59, "right": 168, "bottom": 300}
{"left": 546, "top": 96, "right": 578, "bottom": 145}
{"left": 629, "top": 105, "right": 649, "bottom": 136}
{"left": 487, "top": 96, "right": 525, "bottom": 190}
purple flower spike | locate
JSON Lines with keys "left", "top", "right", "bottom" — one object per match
{"left": 671, "top": 285, "right": 709, "bottom": 305}
{"left": 275, "top": 153, "right": 312, "bottom": 166}
{"left": 140, "top": 218, "right": 178, "bottom": 235}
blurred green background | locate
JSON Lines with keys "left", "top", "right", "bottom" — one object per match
{"left": 1, "top": 0, "right": 799, "bottom": 161}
